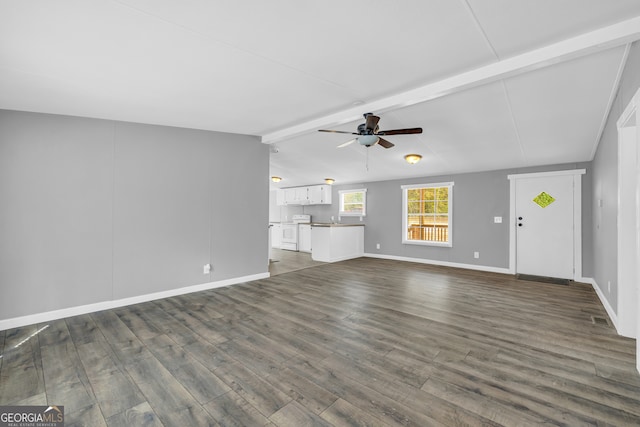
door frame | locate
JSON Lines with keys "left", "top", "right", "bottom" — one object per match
{"left": 507, "top": 169, "right": 586, "bottom": 280}
{"left": 616, "top": 88, "right": 640, "bottom": 344}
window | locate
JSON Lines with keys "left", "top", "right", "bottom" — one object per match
{"left": 339, "top": 189, "right": 367, "bottom": 216}
{"left": 402, "top": 182, "right": 453, "bottom": 246}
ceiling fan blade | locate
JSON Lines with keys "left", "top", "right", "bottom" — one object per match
{"left": 365, "top": 114, "right": 380, "bottom": 132}
{"left": 337, "top": 138, "right": 357, "bottom": 148}
{"left": 319, "top": 129, "right": 358, "bottom": 135}
{"left": 377, "top": 138, "right": 395, "bottom": 149}
{"left": 377, "top": 127, "right": 423, "bottom": 136}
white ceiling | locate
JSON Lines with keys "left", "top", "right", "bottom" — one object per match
{"left": 2, "top": 1, "right": 640, "bottom": 188}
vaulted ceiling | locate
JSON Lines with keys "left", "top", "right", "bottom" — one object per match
{"left": 2, "top": 1, "right": 640, "bottom": 188}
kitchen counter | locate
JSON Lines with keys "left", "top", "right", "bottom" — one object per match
{"left": 310, "top": 223, "right": 365, "bottom": 227}
{"left": 311, "top": 223, "right": 364, "bottom": 262}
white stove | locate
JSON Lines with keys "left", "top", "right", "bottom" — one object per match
{"left": 281, "top": 214, "right": 311, "bottom": 251}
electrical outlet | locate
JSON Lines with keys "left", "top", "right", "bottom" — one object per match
{"left": 494, "top": 216, "right": 502, "bottom": 223}
{"left": 203, "top": 263, "right": 211, "bottom": 274}
{"left": 607, "top": 281, "right": 611, "bottom": 292}
{"left": 376, "top": 243, "right": 380, "bottom": 250}
{"left": 474, "top": 251, "right": 480, "bottom": 259}
{"left": 359, "top": 216, "right": 363, "bottom": 222}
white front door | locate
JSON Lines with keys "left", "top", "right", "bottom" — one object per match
{"left": 515, "top": 174, "right": 576, "bottom": 279}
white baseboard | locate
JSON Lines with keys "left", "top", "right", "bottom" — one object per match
{"left": 364, "top": 253, "right": 511, "bottom": 274}
{"left": 0, "top": 272, "right": 270, "bottom": 331}
{"left": 578, "top": 276, "right": 620, "bottom": 334}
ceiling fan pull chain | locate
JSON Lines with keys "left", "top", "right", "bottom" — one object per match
{"left": 366, "top": 147, "right": 369, "bottom": 171}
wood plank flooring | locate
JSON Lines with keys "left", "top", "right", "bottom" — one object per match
{"left": 269, "top": 248, "right": 325, "bottom": 276}
{"left": 1, "top": 257, "right": 639, "bottom": 426}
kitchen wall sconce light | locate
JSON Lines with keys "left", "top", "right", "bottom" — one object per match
{"left": 271, "top": 176, "right": 282, "bottom": 182}
{"left": 404, "top": 154, "right": 422, "bottom": 164}
{"left": 325, "top": 178, "right": 335, "bottom": 185}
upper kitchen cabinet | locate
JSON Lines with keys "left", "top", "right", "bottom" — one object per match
{"left": 282, "top": 187, "right": 308, "bottom": 205}
{"left": 308, "top": 185, "right": 332, "bottom": 205}
{"left": 277, "top": 185, "right": 332, "bottom": 206}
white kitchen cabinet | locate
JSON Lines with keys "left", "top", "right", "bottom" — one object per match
{"left": 308, "top": 185, "right": 332, "bottom": 204}
{"left": 284, "top": 188, "right": 297, "bottom": 204}
{"left": 298, "top": 224, "right": 311, "bottom": 252}
{"left": 311, "top": 224, "right": 364, "bottom": 262}
{"left": 271, "top": 223, "right": 282, "bottom": 248}
{"left": 322, "top": 185, "right": 332, "bottom": 204}
{"left": 277, "top": 185, "right": 331, "bottom": 205}
{"left": 295, "top": 187, "right": 309, "bottom": 204}
{"left": 307, "top": 185, "right": 321, "bottom": 204}
{"left": 281, "top": 187, "right": 308, "bottom": 205}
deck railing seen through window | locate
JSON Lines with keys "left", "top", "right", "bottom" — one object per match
{"left": 402, "top": 183, "right": 452, "bottom": 246}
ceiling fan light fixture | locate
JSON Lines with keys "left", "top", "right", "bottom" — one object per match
{"left": 324, "top": 178, "right": 335, "bottom": 185}
{"left": 359, "top": 135, "right": 379, "bottom": 146}
{"left": 271, "top": 176, "right": 282, "bottom": 182}
{"left": 404, "top": 154, "right": 422, "bottom": 164}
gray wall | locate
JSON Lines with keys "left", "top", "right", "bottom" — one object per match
{"left": 0, "top": 110, "right": 269, "bottom": 321}
{"left": 279, "top": 162, "right": 592, "bottom": 272}
{"left": 591, "top": 41, "right": 640, "bottom": 314}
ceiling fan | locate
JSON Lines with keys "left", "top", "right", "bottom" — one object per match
{"left": 318, "top": 113, "right": 422, "bottom": 149}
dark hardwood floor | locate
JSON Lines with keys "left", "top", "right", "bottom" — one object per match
{"left": 1, "top": 257, "right": 639, "bottom": 426}
{"left": 269, "top": 248, "right": 326, "bottom": 276}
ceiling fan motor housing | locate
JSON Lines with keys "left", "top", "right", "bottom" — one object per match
{"left": 357, "top": 123, "right": 378, "bottom": 134}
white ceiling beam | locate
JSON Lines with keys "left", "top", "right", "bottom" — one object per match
{"left": 261, "top": 15, "right": 640, "bottom": 144}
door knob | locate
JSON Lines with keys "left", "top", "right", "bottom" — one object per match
{"left": 518, "top": 216, "right": 523, "bottom": 220}
{"left": 518, "top": 223, "right": 523, "bottom": 227}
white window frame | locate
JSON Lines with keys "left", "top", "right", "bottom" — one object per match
{"left": 339, "top": 188, "right": 367, "bottom": 217}
{"left": 401, "top": 182, "right": 453, "bottom": 247}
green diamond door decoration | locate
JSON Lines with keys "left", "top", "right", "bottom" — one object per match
{"left": 533, "top": 191, "right": 555, "bottom": 208}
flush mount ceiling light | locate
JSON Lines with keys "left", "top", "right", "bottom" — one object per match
{"left": 271, "top": 176, "right": 282, "bottom": 182}
{"left": 404, "top": 154, "right": 422, "bottom": 164}
{"left": 325, "top": 178, "right": 335, "bottom": 185}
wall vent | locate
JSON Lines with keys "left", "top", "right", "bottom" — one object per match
{"left": 516, "top": 274, "right": 570, "bottom": 286}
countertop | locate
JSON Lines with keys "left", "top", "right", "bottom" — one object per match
{"left": 310, "top": 223, "right": 365, "bottom": 227}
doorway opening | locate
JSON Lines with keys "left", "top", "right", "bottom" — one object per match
{"left": 616, "top": 88, "right": 640, "bottom": 342}
{"left": 269, "top": 248, "right": 325, "bottom": 276}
